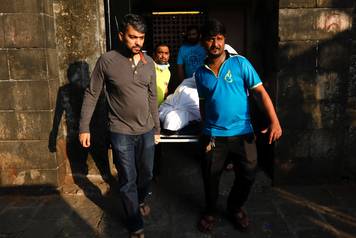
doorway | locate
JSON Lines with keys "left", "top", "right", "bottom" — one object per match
{"left": 103, "top": 0, "right": 279, "bottom": 179}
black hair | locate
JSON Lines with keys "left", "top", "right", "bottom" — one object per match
{"left": 154, "top": 42, "right": 170, "bottom": 52}
{"left": 201, "top": 18, "right": 226, "bottom": 39}
{"left": 119, "top": 14, "right": 146, "bottom": 34}
{"left": 186, "top": 25, "right": 200, "bottom": 34}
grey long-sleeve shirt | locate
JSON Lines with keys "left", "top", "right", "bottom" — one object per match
{"left": 79, "top": 50, "right": 160, "bottom": 135}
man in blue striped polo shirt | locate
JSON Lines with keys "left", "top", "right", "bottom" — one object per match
{"left": 195, "top": 19, "right": 282, "bottom": 233}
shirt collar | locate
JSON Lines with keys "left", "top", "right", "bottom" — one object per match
{"left": 155, "top": 63, "right": 170, "bottom": 71}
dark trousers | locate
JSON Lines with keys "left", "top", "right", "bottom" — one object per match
{"left": 110, "top": 129, "right": 155, "bottom": 232}
{"left": 201, "top": 133, "right": 257, "bottom": 215}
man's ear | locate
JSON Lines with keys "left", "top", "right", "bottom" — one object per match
{"left": 118, "top": 32, "right": 123, "bottom": 42}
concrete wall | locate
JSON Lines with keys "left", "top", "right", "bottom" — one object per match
{"left": 276, "top": 0, "right": 355, "bottom": 184}
{"left": 0, "top": 0, "right": 60, "bottom": 187}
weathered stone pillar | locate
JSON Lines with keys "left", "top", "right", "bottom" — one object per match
{"left": 53, "top": 0, "right": 107, "bottom": 185}
{"left": 344, "top": 7, "right": 356, "bottom": 180}
{"left": 0, "top": 0, "right": 61, "bottom": 187}
{"left": 276, "top": 0, "right": 355, "bottom": 184}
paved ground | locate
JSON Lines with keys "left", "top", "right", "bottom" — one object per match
{"left": 1, "top": 143, "right": 356, "bottom": 238}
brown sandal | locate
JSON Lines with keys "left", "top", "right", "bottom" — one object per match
{"left": 230, "top": 208, "right": 250, "bottom": 232}
{"left": 198, "top": 215, "right": 216, "bottom": 233}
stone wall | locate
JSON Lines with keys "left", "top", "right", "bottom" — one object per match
{"left": 0, "top": 0, "right": 106, "bottom": 189}
{"left": 52, "top": 0, "right": 107, "bottom": 184}
{"left": 345, "top": 6, "right": 356, "bottom": 182}
{"left": 0, "top": 0, "right": 60, "bottom": 187}
{"left": 276, "top": 0, "right": 355, "bottom": 184}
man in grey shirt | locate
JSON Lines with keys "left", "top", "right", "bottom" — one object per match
{"left": 79, "top": 14, "right": 160, "bottom": 238}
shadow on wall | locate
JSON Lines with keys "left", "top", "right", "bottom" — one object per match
{"left": 48, "top": 61, "right": 114, "bottom": 197}
{"left": 276, "top": 6, "right": 355, "bottom": 183}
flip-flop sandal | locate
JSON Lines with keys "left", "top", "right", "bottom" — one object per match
{"left": 130, "top": 229, "right": 144, "bottom": 238}
{"left": 230, "top": 209, "right": 250, "bottom": 232}
{"left": 198, "top": 215, "right": 216, "bottom": 233}
{"left": 139, "top": 203, "right": 151, "bottom": 217}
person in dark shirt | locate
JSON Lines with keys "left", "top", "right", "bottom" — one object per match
{"left": 79, "top": 14, "right": 160, "bottom": 238}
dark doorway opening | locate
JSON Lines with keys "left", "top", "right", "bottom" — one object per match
{"left": 103, "top": 0, "right": 279, "bottom": 179}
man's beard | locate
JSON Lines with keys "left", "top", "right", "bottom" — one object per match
{"left": 157, "top": 60, "right": 168, "bottom": 65}
{"left": 208, "top": 48, "right": 223, "bottom": 58}
{"left": 130, "top": 45, "right": 142, "bottom": 54}
{"left": 122, "top": 44, "right": 141, "bottom": 55}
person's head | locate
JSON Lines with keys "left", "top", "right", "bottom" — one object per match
{"left": 153, "top": 43, "right": 170, "bottom": 65}
{"left": 201, "top": 19, "right": 227, "bottom": 58}
{"left": 185, "top": 25, "right": 200, "bottom": 44}
{"left": 118, "top": 14, "right": 146, "bottom": 54}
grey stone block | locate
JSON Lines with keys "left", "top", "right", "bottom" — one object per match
{"left": 275, "top": 129, "right": 311, "bottom": 163}
{"left": 0, "top": 81, "right": 51, "bottom": 110}
{"left": 46, "top": 49, "right": 59, "bottom": 80}
{"left": 318, "top": 38, "right": 352, "bottom": 71}
{"left": 343, "top": 128, "right": 356, "bottom": 177}
{"left": 44, "top": 0, "right": 54, "bottom": 16}
{"left": 0, "top": 50, "right": 9, "bottom": 80}
{"left": 317, "top": 0, "right": 354, "bottom": 8}
{"left": 43, "top": 15, "right": 56, "bottom": 49}
{"left": 0, "top": 141, "right": 57, "bottom": 170}
{"left": 0, "top": 168, "right": 58, "bottom": 186}
{"left": 12, "top": 81, "right": 51, "bottom": 110}
{"left": 346, "top": 98, "right": 356, "bottom": 126}
{"left": 275, "top": 129, "right": 345, "bottom": 184}
{"left": 0, "top": 0, "right": 53, "bottom": 14}
{"left": 279, "top": 41, "right": 317, "bottom": 71}
{"left": 279, "top": 9, "right": 352, "bottom": 41}
{"left": 278, "top": 99, "right": 346, "bottom": 129}
{"left": 0, "top": 111, "right": 52, "bottom": 140}
{"left": 316, "top": 72, "right": 348, "bottom": 100}
{"left": 0, "top": 0, "right": 15, "bottom": 13}
{"left": 4, "top": 14, "right": 45, "bottom": 48}
{"left": 8, "top": 49, "right": 47, "bottom": 80}
{"left": 279, "top": 0, "right": 316, "bottom": 8}
{"left": 0, "top": 81, "right": 15, "bottom": 110}
{"left": 0, "top": 16, "right": 4, "bottom": 48}
{"left": 48, "top": 79, "right": 59, "bottom": 110}
{"left": 308, "top": 128, "right": 343, "bottom": 159}
{"left": 278, "top": 71, "right": 347, "bottom": 102}
{"left": 278, "top": 71, "right": 317, "bottom": 101}
{"left": 14, "top": 0, "right": 44, "bottom": 13}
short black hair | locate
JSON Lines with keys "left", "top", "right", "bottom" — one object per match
{"left": 201, "top": 19, "right": 226, "bottom": 39}
{"left": 119, "top": 14, "right": 146, "bottom": 33}
{"left": 186, "top": 25, "right": 200, "bottom": 34}
{"left": 154, "top": 42, "right": 170, "bottom": 52}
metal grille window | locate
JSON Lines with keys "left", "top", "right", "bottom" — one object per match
{"left": 152, "top": 12, "right": 206, "bottom": 62}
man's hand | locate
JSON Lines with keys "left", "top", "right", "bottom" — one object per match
{"left": 264, "top": 122, "right": 282, "bottom": 144}
{"left": 79, "top": 132, "right": 91, "bottom": 148}
{"left": 154, "top": 134, "right": 160, "bottom": 144}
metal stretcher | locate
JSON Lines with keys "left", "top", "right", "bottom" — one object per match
{"left": 159, "top": 121, "right": 201, "bottom": 143}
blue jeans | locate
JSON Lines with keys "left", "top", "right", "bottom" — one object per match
{"left": 110, "top": 129, "right": 155, "bottom": 232}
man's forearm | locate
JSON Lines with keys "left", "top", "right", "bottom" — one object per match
{"left": 252, "top": 85, "right": 280, "bottom": 126}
